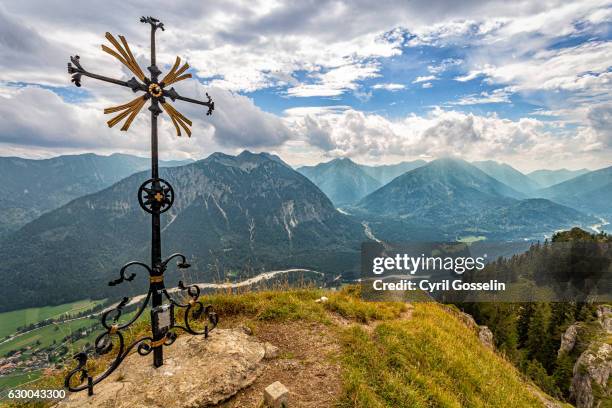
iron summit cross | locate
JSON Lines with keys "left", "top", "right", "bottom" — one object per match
{"left": 65, "top": 15, "right": 217, "bottom": 387}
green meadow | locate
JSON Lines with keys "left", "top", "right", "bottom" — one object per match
{"left": 0, "top": 370, "right": 42, "bottom": 394}
{"left": 0, "top": 299, "right": 105, "bottom": 339}
{"left": 0, "top": 316, "right": 101, "bottom": 357}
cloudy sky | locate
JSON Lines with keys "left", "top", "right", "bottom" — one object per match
{"left": 0, "top": 0, "right": 610, "bottom": 171}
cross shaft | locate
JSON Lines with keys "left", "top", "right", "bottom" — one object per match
{"left": 64, "top": 16, "right": 216, "bottom": 383}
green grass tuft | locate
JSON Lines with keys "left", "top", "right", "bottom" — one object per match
{"left": 324, "top": 286, "right": 407, "bottom": 323}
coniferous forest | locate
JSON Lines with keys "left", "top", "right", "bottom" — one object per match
{"left": 461, "top": 228, "right": 611, "bottom": 401}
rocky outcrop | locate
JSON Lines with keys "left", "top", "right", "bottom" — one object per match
{"left": 442, "top": 307, "right": 478, "bottom": 331}
{"left": 558, "top": 323, "right": 580, "bottom": 356}
{"left": 597, "top": 305, "right": 612, "bottom": 334}
{"left": 444, "top": 309, "right": 494, "bottom": 349}
{"left": 570, "top": 342, "right": 612, "bottom": 408}
{"left": 460, "top": 313, "right": 478, "bottom": 331}
{"left": 56, "top": 329, "right": 269, "bottom": 408}
{"left": 478, "top": 326, "right": 494, "bottom": 349}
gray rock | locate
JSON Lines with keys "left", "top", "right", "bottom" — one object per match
{"left": 478, "top": 326, "right": 494, "bottom": 349}
{"left": 264, "top": 342, "right": 279, "bottom": 359}
{"left": 56, "top": 329, "right": 266, "bottom": 408}
{"left": 597, "top": 305, "right": 612, "bottom": 334}
{"left": 441, "top": 306, "right": 478, "bottom": 332}
{"left": 459, "top": 311, "right": 478, "bottom": 331}
{"left": 570, "top": 342, "right": 612, "bottom": 408}
{"left": 264, "top": 381, "right": 289, "bottom": 408}
{"left": 558, "top": 323, "right": 580, "bottom": 356}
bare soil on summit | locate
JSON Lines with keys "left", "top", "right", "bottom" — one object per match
{"left": 219, "top": 320, "right": 343, "bottom": 408}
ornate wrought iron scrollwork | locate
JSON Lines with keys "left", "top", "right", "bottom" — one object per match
{"left": 108, "top": 261, "right": 152, "bottom": 286}
{"left": 65, "top": 330, "right": 168, "bottom": 395}
{"left": 161, "top": 254, "right": 219, "bottom": 336}
{"left": 163, "top": 282, "right": 219, "bottom": 337}
{"left": 65, "top": 253, "right": 218, "bottom": 395}
{"left": 65, "top": 295, "right": 152, "bottom": 395}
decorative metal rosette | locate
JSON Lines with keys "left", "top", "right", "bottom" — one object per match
{"left": 138, "top": 178, "right": 174, "bottom": 214}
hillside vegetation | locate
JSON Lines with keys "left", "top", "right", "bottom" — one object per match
{"left": 462, "top": 228, "right": 612, "bottom": 405}
{"left": 17, "top": 286, "right": 563, "bottom": 407}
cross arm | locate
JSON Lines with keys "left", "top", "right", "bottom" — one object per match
{"left": 67, "top": 55, "right": 146, "bottom": 93}
{"left": 163, "top": 87, "right": 215, "bottom": 116}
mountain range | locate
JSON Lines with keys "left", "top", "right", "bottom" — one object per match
{"left": 0, "top": 151, "right": 610, "bottom": 311}
{"left": 297, "top": 158, "right": 605, "bottom": 204}
{"left": 472, "top": 160, "right": 541, "bottom": 195}
{"left": 0, "top": 153, "right": 191, "bottom": 236}
{"left": 358, "top": 160, "right": 426, "bottom": 185}
{"left": 297, "top": 158, "right": 426, "bottom": 206}
{"left": 296, "top": 158, "right": 381, "bottom": 206}
{"left": 536, "top": 165, "right": 612, "bottom": 218}
{"left": 355, "top": 158, "right": 597, "bottom": 239}
{"left": 527, "top": 168, "right": 590, "bottom": 188}
{"left": 0, "top": 151, "right": 365, "bottom": 311}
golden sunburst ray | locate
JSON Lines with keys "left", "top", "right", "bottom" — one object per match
{"left": 101, "top": 32, "right": 146, "bottom": 82}
{"left": 161, "top": 102, "right": 192, "bottom": 137}
{"left": 161, "top": 56, "right": 192, "bottom": 86}
{"left": 104, "top": 95, "right": 147, "bottom": 131}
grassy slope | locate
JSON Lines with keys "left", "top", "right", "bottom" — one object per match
{"left": 338, "top": 304, "right": 541, "bottom": 407}
{"left": 10, "top": 287, "right": 563, "bottom": 407}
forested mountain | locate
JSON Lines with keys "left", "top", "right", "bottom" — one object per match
{"left": 472, "top": 160, "right": 541, "bottom": 195}
{"left": 358, "top": 157, "right": 525, "bottom": 215}
{"left": 0, "top": 151, "right": 365, "bottom": 312}
{"left": 0, "top": 153, "right": 191, "bottom": 235}
{"left": 356, "top": 158, "right": 596, "bottom": 239}
{"left": 297, "top": 158, "right": 382, "bottom": 205}
{"left": 536, "top": 166, "right": 612, "bottom": 218}
{"left": 528, "top": 168, "right": 590, "bottom": 188}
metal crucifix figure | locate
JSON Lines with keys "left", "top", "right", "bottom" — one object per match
{"left": 64, "top": 16, "right": 218, "bottom": 395}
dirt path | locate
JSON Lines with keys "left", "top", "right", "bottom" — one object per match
{"left": 219, "top": 321, "right": 343, "bottom": 408}
{"left": 219, "top": 301, "right": 415, "bottom": 407}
